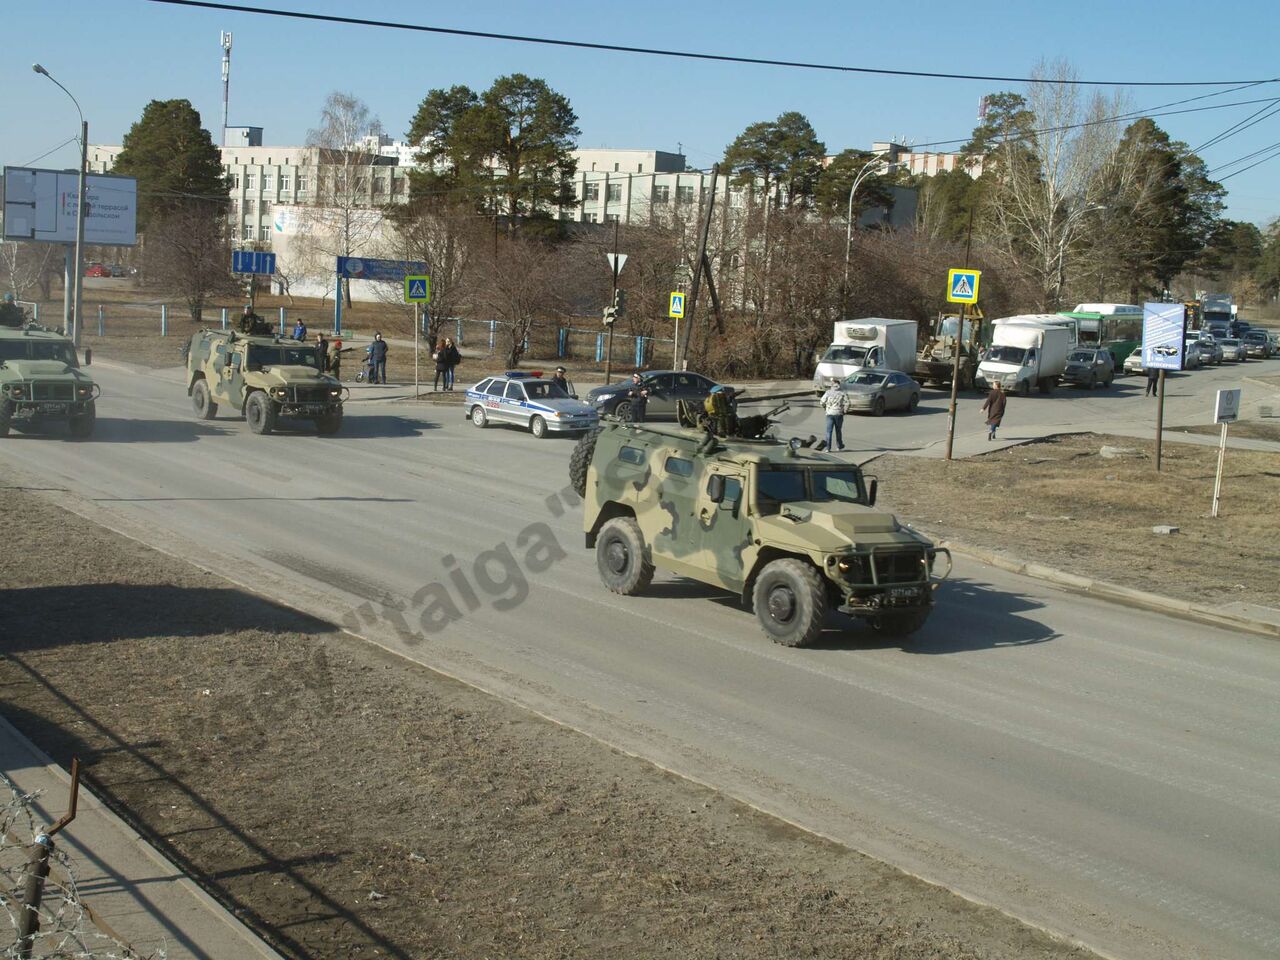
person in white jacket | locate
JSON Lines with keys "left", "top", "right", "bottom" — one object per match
{"left": 819, "top": 380, "right": 850, "bottom": 451}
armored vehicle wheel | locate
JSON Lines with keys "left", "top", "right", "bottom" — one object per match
{"left": 529, "top": 414, "right": 548, "bottom": 439}
{"left": 68, "top": 401, "right": 96, "bottom": 440}
{"left": 0, "top": 400, "right": 12, "bottom": 438}
{"left": 470, "top": 405, "right": 488, "bottom": 428}
{"left": 752, "top": 558, "right": 827, "bottom": 648}
{"left": 613, "top": 399, "right": 632, "bottom": 421}
{"left": 246, "top": 391, "right": 276, "bottom": 435}
{"left": 569, "top": 428, "right": 600, "bottom": 498}
{"left": 596, "top": 517, "right": 654, "bottom": 596}
{"left": 872, "top": 396, "right": 886, "bottom": 417}
{"left": 315, "top": 408, "right": 343, "bottom": 435}
{"left": 192, "top": 378, "right": 218, "bottom": 419}
{"left": 870, "top": 607, "right": 931, "bottom": 637}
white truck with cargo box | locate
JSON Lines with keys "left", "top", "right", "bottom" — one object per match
{"left": 976, "top": 321, "right": 1070, "bottom": 396}
{"left": 812, "top": 318, "right": 918, "bottom": 394}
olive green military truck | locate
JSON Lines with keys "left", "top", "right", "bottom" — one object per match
{"left": 572, "top": 421, "right": 950, "bottom": 647}
{"left": 0, "top": 310, "right": 98, "bottom": 440}
{"left": 184, "top": 329, "right": 344, "bottom": 435}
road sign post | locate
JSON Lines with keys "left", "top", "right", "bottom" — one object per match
{"left": 403, "top": 276, "right": 431, "bottom": 397}
{"left": 669, "top": 292, "right": 685, "bottom": 366}
{"left": 1212, "top": 388, "right": 1241, "bottom": 518}
{"left": 1142, "top": 302, "right": 1186, "bottom": 472}
{"left": 944, "top": 268, "right": 981, "bottom": 461}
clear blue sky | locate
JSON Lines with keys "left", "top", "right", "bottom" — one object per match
{"left": 4, "top": 0, "right": 1278, "bottom": 225}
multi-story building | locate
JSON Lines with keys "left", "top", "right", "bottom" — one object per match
{"left": 871, "top": 141, "right": 982, "bottom": 178}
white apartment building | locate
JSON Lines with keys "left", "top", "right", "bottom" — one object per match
{"left": 871, "top": 141, "right": 982, "bottom": 178}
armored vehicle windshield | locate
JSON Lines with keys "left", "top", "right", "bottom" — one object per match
{"left": 247, "top": 344, "right": 321, "bottom": 369}
{"left": 0, "top": 340, "right": 80, "bottom": 366}
{"left": 756, "top": 466, "right": 870, "bottom": 509}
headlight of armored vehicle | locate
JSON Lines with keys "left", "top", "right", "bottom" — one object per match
{"left": 329, "top": 388, "right": 340, "bottom": 397}
{"left": 271, "top": 386, "right": 288, "bottom": 399}
{"left": 5, "top": 383, "right": 30, "bottom": 400}
{"left": 77, "top": 385, "right": 93, "bottom": 397}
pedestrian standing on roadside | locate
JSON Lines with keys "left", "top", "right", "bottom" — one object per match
{"left": 370, "top": 332, "right": 389, "bottom": 384}
{"left": 314, "top": 333, "right": 328, "bottom": 372}
{"left": 819, "top": 379, "right": 850, "bottom": 451}
{"left": 442, "top": 337, "right": 461, "bottom": 391}
{"left": 625, "top": 372, "right": 648, "bottom": 423}
{"left": 329, "top": 337, "right": 344, "bottom": 380}
{"left": 982, "top": 381, "right": 1006, "bottom": 441}
{"left": 292, "top": 316, "right": 308, "bottom": 342}
{"left": 1145, "top": 366, "right": 1159, "bottom": 398}
{"left": 432, "top": 338, "right": 448, "bottom": 391}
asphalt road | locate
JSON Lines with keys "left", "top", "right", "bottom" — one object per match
{"left": 4, "top": 360, "right": 1280, "bottom": 960}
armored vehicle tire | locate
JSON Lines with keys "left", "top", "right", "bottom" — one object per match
{"left": 0, "top": 400, "right": 12, "bottom": 438}
{"left": 470, "top": 405, "right": 488, "bottom": 428}
{"left": 529, "top": 414, "right": 548, "bottom": 439}
{"left": 569, "top": 428, "right": 600, "bottom": 498}
{"left": 315, "top": 408, "right": 343, "bottom": 435}
{"left": 68, "top": 401, "right": 96, "bottom": 440}
{"left": 752, "top": 558, "right": 827, "bottom": 648}
{"left": 246, "top": 391, "right": 276, "bottom": 435}
{"left": 871, "top": 607, "right": 931, "bottom": 637}
{"left": 613, "top": 399, "right": 632, "bottom": 421}
{"left": 192, "top": 379, "right": 218, "bottom": 419}
{"left": 596, "top": 517, "right": 654, "bottom": 596}
{"left": 872, "top": 396, "right": 886, "bottom": 417}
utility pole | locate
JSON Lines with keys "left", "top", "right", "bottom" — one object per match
{"left": 604, "top": 219, "right": 620, "bottom": 384}
{"left": 679, "top": 164, "right": 720, "bottom": 369}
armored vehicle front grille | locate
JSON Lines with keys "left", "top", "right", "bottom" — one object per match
{"left": 293, "top": 386, "right": 331, "bottom": 403}
{"left": 873, "top": 550, "right": 926, "bottom": 584}
{"left": 32, "top": 381, "right": 74, "bottom": 402}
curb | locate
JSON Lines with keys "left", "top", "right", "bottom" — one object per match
{"left": 941, "top": 540, "right": 1280, "bottom": 640}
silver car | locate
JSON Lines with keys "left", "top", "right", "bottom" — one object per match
{"left": 1123, "top": 347, "right": 1145, "bottom": 376}
{"left": 465, "top": 372, "right": 598, "bottom": 438}
{"left": 1218, "top": 338, "right": 1248, "bottom": 362}
{"left": 837, "top": 369, "right": 921, "bottom": 416}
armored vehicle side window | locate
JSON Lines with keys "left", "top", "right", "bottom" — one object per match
{"left": 713, "top": 476, "right": 743, "bottom": 506}
{"left": 484, "top": 380, "right": 505, "bottom": 397}
{"left": 618, "top": 445, "right": 646, "bottom": 465}
{"left": 664, "top": 456, "right": 694, "bottom": 478}
{"left": 504, "top": 381, "right": 526, "bottom": 400}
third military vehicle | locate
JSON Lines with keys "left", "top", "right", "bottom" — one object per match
{"left": 572, "top": 418, "right": 950, "bottom": 647}
{"left": 184, "top": 328, "right": 345, "bottom": 434}
{"left": 0, "top": 304, "right": 98, "bottom": 439}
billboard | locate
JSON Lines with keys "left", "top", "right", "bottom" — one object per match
{"left": 336, "top": 256, "right": 426, "bottom": 282}
{"left": 1142, "top": 302, "right": 1186, "bottom": 371}
{"left": 3, "top": 166, "right": 137, "bottom": 246}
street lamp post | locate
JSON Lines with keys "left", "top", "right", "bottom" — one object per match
{"left": 842, "top": 151, "right": 890, "bottom": 313}
{"left": 33, "top": 64, "right": 88, "bottom": 347}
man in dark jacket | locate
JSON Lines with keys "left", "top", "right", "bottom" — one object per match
{"left": 370, "top": 332, "right": 389, "bottom": 384}
{"left": 626, "top": 373, "right": 648, "bottom": 423}
{"left": 1145, "top": 366, "right": 1160, "bottom": 398}
{"left": 551, "top": 366, "right": 571, "bottom": 395}
{"left": 314, "top": 333, "right": 329, "bottom": 372}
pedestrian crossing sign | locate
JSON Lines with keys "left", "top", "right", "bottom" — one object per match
{"left": 947, "top": 268, "right": 981, "bottom": 304}
{"left": 404, "top": 275, "right": 431, "bottom": 303}
{"left": 669, "top": 292, "right": 685, "bottom": 318}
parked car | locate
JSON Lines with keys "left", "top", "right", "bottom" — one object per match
{"left": 1197, "top": 336, "right": 1224, "bottom": 365}
{"left": 1123, "top": 347, "right": 1145, "bottom": 376}
{"left": 586, "top": 370, "right": 729, "bottom": 422}
{"left": 1061, "top": 348, "right": 1115, "bottom": 389}
{"left": 83, "top": 264, "right": 110, "bottom": 278}
{"left": 1181, "top": 340, "right": 1203, "bottom": 369}
{"left": 1218, "top": 338, "right": 1248, "bottom": 362}
{"left": 1243, "top": 329, "right": 1272, "bottom": 358}
{"left": 109, "top": 264, "right": 127, "bottom": 277}
{"left": 837, "top": 369, "right": 921, "bottom": 415}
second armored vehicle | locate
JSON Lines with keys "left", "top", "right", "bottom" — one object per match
{"left": 0, "top": 309, "right": 98, "bottom": 439}
{"left": 184, "top": 329, "right": 345, "bottom": 434}
{"left": 573, "top": 420, "right": 950, "bottom": 647}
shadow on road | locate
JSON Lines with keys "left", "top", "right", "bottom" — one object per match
{"left": 91, "top": 418, "right": 230, "bottom": 443}
{"left": 324, "top": 414, "right": 439, "bottom": 438}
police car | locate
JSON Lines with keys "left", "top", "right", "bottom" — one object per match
{"left": 465, "top": 371, "right": 599, "bottom": 438}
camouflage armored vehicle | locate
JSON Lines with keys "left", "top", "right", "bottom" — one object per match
{"left": 184, "top": 329, "right": 344, "bottom": 434}
{"left": 0, "top": 309, "right": 98, "bottom": 440}
{"left": 572, "top": 420, "right": 950, "bottom": 647}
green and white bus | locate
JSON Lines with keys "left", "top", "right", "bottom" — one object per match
{"left": 1058, "top": 303, "right": 1143, "bottom": 371}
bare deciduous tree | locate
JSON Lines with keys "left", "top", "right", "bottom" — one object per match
{"left": 144, "top": 200, "right": 236, "bottom": 321}
{"left": 473, "top": 236, "right": 566, "bottom": 366}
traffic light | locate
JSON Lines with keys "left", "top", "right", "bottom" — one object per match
{"left": 613, "top": 288, "right": 627, "bottom": 315}
{"left": 602, "top": 305, "right": 617, "bottom": 326}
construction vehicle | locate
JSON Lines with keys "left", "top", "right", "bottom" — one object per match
{"left": 914, "top": 308, "right": 983, "bottom": 390}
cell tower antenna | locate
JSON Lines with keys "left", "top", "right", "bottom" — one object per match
{"left": 220, "top": 31, "right": 233, "bottom": 147}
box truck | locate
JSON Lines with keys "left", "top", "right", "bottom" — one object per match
{"left": 812, "top": 318, "right": 918, "bottom": 393}
{"left": 976, "top": 321, "right": 1070, "bottom": 396}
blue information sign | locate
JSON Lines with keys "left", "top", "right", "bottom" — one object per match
{"left": 336, "top": 256, "right": 427, "bottom": 282}
{"left": 1142, "top": 302, "right": 1186, "bottom": 371}
{"left": 231, "top": 250, "right": 277, "bottom": 275}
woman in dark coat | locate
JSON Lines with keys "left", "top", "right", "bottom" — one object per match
{"left": 432, "top": 338, "right": 448, "bottom": 392}
{"left": 981, "top": 382, "right": 1006, "bottom": 441}
{"left": 441, "top": 338, "right": 462, "bottom": 391}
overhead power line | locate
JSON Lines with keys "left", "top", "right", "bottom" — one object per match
{"left": 145, "top": 0, "right": 1280, "bottom": 88}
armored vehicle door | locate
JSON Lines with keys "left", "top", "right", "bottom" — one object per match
{"left": 649, "top": 448, "right": 703, "bottom": 574}
{"left": 690, "top": 465, "right": 750, "bottom": 591}
{"left": 214, "top": 344, "right": 245, "bottom": 407}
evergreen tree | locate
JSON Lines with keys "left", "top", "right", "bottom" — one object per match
{"left": 722, "top": 112, "right": 825, "bottom": 206}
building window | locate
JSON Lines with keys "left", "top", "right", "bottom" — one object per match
{"left": 373, "top": 176, "right": 386, "bottom": 195}
{"left": 613, "top": 163, "right": 619, "bottom": 172}
{"left": 638, "top": 163, "right": 644, "bottom": 173}
{"left": 605, "top": 213, "right": 620, "bottom": 223}
{"left": 607, "top": 183, "right": 622, "bottom": 202}
{"left": 260, "top": 226, "right": 270, "bottom": 243}
{"left": 261, "top": 200, "right": 271, "bottom": 214}
{"left": 653, "top": 185, "right": 670, "bottom": 204}
{"left": 585, "top": 212, "right": 598, "bottom": 223}
{"left": 677, "top": 185, "right": 695, "bottom": 204}
{"left": 231, "top": 174, "right": 241, "bottom": 189}
{"left": 584, "top": 183, "right": 600, "bottom": 202}
{"left": 243, "top": 226, "right": 254, "bottom": 240}
{"left": 230, "top": 200, "right": 240, "bottom": 216}
{"left": 246, "top": 199, "right": 256, "bottom": 214}
{"left": 297, "top": 175, "right": 308, "bottom": 194}
{"left": 280, "top": 175, "right": 291, "bottom": 192}
{"left": 246, "top": 173, "right": 256, "bottom": 190}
